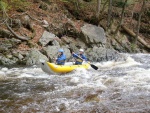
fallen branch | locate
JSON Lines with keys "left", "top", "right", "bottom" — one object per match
{"left": 121, "top": 25, "right": 150, "bottom": 49}
{"left": 5, "top": 20, "right": 30, "bottom": 41}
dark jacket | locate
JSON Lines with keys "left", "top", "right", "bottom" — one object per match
{"left": 56, "top": 53, "right": 66, "bottom": 65}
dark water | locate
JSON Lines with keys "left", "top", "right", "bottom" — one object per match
{"left": 0, "top": 54, "right": 150, "bottom": 113}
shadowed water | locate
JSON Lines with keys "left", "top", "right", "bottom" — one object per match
{"left": 0, "top": 54, "right": 150, "bottom": 113}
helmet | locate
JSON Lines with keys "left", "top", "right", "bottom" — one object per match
{"left": 58, "top": 49, "right": 64, "bottom": 53}
{"left": 79, "top": 49, "right": 84, "bottom": 52}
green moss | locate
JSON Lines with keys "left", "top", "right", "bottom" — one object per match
{"left": 0, "top": 0, "right": 30, "bottom": 12}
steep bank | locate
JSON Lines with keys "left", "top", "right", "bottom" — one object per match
{"left": 0, "top": 0, "right": 149, "bottom": 66}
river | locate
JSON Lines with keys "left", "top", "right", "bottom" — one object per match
{"left": 0, "top": 53, "right": 150, "bottom": 113}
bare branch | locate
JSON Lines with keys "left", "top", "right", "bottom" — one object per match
{"left": 5, "top": 20, "right": 30, "bottom": 41}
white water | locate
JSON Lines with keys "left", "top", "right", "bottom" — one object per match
{"left": 0, "top": 53, "right": 150, "bottom": 113}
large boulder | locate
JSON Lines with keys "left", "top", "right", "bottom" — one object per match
{"left": 39, "top": 31, "right": 60, "bottom": 46}
{"left": 44, "top": 46, "right": 71, "bottom": 62}
{"left": 26, "top": 49, "right": 48, "bottom": 65}
{"left": 81, "top": 24, "right": 106, "bottom": 47}
{"left": 86, "top": 46, "right": 124, "bottom": 62}
{"left": 44, "top": 46, "right": 60, "bottom": 60}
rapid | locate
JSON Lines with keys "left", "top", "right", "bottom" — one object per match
{"left": 0, "top": 53, "right": 150, "bottom": 113}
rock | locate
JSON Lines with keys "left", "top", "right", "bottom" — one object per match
{"left": 26, "top": 49, "right": 48, "bottom": 65}
{"left": 41, "top": 19, "right": 49, "bottom": 27}
{"left": 0, "top": 56, "right": 19, "bottom": 66}
{"left": 6, "top": 54, "right": 13, "bottom": 59}
{"left": 86, "top": 46, "right": 122, "bottom": 62}
{"left": 0, "top": 43, "right": 12, "bottom": 52}
{"left": 44, "top": 46, "right": 71, "bottom": 62}
{"left": 12, "top": 52, "right": 24, "bottom": 60}
{"left": 21, "top": 15, "right": 31, "bottom": 26}
{"left": 62, "top": 46, "right": 72, "bottom": 61}
{"left": 44, "top": 46, "right": 60, "bottom": 60}
{"left": 61, "top": 36, "right": 87, "bottom": 50}
{"left": 81, "top": 24, "right": 106, "bottom": 46}
{"left": 39, "top": 31, "right": 59, "bottom": 46}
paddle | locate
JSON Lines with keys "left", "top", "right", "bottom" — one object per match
{"left": 73, "top": 53, "right": 98, "bottom": 70}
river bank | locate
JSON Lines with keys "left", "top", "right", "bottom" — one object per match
{"left": 0, "top": 0, "right": 149, "bottom": 66}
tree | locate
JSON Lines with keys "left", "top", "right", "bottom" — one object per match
{"left": 114, "top": 0, "right": 128, "bottom": 34}
{"left": 134, "top": 0, "right": 146, "bottom": 44}
{"left": 96, "top": 0, "right": 101, "bottom": 20}
{"left": 0, "top": 0, "right": 30, "bottom": 41}
{"left": 107, "top": 0, "right": 112, "bottom": 28}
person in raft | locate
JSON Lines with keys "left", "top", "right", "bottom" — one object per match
{"left": 55, "top": 49, "right": 66, "bottom": 65}
{"left": 72, "top": 49, "right": 87, "bottom": 65}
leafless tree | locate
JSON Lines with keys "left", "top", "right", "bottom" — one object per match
{"left": 134, "top": 0, "right": 146, "bottom": 44}
{"left": 107, "top": 0, "right": 112, "bottom": 28}
{"left": 96, "top": 0, "right": 101, "bottom": 20}
{"left": 115, "top": 0, "right": 128, "bottom": 34}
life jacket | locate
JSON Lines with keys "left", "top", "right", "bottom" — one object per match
{"left": 56, "top": 54, "right": 66, "bottom": 65}
{"left": 75, "top": 54, "right": 84, "bottom": 65}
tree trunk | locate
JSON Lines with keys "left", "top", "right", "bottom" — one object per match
{"left": 134, "top": 0, "right": 146, "bottom": 44}
{"left": 5, "top": 21, "right": 30, "bottom": 41}
{"left": 107, "top": 0, "right": 112, "bottom": 28}
{"left": 74, "top": 0, "right": 80, "bottom": 12}
{"left": 115, "top": 0, "right": 128, "bottom": 34}
{"left": 96, "top": 0, "right": 101, "bottom": 20}
{"left": 122, "top": 25, "right": 150, "bottom": 49}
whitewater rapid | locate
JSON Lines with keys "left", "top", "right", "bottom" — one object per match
{"left": 0, "top": 53, "right": 150, "bottom": 113}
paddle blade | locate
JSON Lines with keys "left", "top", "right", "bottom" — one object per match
{"left": 90, "top": 64, "right": 98, "bottom": 70}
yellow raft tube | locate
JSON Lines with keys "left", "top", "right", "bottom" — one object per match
{"left": 40, "top": 60, "right": 90, "bottom": 74}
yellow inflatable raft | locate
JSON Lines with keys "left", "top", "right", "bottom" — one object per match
{"left": 40, "top": 61, "right": 90, "bottom": 74}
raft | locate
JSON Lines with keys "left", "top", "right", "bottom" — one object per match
{"left": 40, "top": 60, "right": 90, "bottom": 74}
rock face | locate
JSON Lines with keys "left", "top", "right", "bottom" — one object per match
{"left": 86, "top": 47, "right": 115, "bottom": 62}
{"left": 44, "top": 46, "right": 71, "bottom": 62}
{"left": 81, "top": 24, "right": 106, "bottom": 47}
{"left": 26, "top": 49, "right": 48, "bottom": 65}
{"left": 0, "top": 22, "right": 127, "bottom": 66}
{"left": 39, "top": 31, "right": 59, "bottom": 46}
{"left": 0, "top": 56, "right": 19, "bottom": 66}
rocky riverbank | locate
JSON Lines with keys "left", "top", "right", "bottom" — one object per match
{"left": 0, "top": 0, "right": 149, "bottom": 66}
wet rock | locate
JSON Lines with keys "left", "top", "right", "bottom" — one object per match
{"left": 86, "top": 46, "right": 123, "bottom": 62}
{"left": 26, "top": 49, "right": 48, "bottom": 65}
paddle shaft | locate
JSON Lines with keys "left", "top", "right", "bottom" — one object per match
{"left": 73, "top": 53, "right": 98, "bottom": 70}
